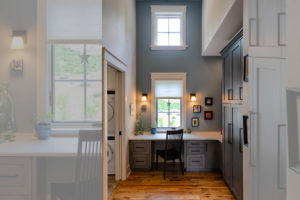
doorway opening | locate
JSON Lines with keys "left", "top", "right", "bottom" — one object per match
{"left": 107, "top": 66, "right": 122, "bottom": 196}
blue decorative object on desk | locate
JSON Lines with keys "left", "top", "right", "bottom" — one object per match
{"left": 151, "top": 128, "right": 157, "bottom": 134}
{"left": 35, "top": 123, "right": 51, "bottom": 140}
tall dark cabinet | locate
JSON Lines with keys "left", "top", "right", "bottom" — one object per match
{"left": 220, "top": 29, "right": 243, "bottom": 200}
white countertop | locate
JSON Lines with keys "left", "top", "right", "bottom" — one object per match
{"left": 129, "top": 131, "right": 222, "bottom": 142}
{"left": 0, "top": 133, "right": 78, "bottom": 157}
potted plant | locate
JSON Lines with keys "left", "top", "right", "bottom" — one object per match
{"left": 134, "top": 113, "right": 144, "bottom": 136}
{"left": 31, "top": 112, "right": 53, "bottom": 140}
{"left": 151, "top": 123, "right": 158, "bottom": 134}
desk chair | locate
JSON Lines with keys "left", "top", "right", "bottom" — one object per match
{"left": 51, "top": 129, "right": 102, "bottom": 200}
{"left": 156, "top": 129, "right": 184, "bottom": 179}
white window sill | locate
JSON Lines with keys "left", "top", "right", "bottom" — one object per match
{"left": 150, "top": 45, "right": 188, "bottom": 50}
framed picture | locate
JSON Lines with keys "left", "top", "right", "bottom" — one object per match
{"left": 11, "top": 59, "right": 24, "bottom": 71}
{"left": 244, "top": 55, "right": 249, "bottom": 82}
{"left": 204, "top": 111, "right": 213, "bottom": 120}
{"left": 243, "top": 115, "right": 249, "bottom": 145}
{"left": 193, "top": 105, "right": 202, "bottom": 113}
{"left": 205, "top": 97, "right": 213, "bottom": 106}
{"left": 192, "top": 117, "right": 199, "bottom": 127}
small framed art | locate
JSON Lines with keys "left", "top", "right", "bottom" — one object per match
{"left": 192, "top": 117, "right": 199, "bottom": 127}
{"left": 205, "top": 97, "right": 213, "bottom": 106}
{"left": 244, "top": 55, "right": 249, "bottom": 82}
{"left": 204, "top": 111, "right": 213, "bottom": 120}
{"left": 193, "top": 105, "right": 202, "bottom": 113}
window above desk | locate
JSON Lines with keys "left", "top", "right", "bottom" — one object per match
{"left": 151, "top": 73, "right": 187, "bottom": 131}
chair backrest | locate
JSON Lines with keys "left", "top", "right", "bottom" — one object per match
{"left": 165, "top": 129, "right": 184, "bottom": 154}
{"left": 74, "top": 129, "right": 102, "bottom": 200}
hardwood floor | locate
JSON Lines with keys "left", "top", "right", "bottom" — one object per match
{"left": 109, "top": 166, "right": 235, "bottom": 200}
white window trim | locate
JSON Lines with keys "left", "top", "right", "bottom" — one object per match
{"left": 151, "top": 72, "right": 187, "bottom": 131}
{"left": 150, "top": 5, "right": 187, "bottom": 50}
{"left": 47, "top": 41, "right": 102, "bottom": 135}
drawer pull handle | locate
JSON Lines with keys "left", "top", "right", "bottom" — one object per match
{"left": 191, "top": 150, "right": 200, "bottom": 152}
{"left": 191, "top": 143, "right": 200, "bottom": 145}
{"left": 136, "top": 147, "right": 144, "bottom": 149}
{"left": 135, "top": 161, "right": 144, "bottom": 163}
{"left": 0, "top": 174, "right": 18, "bottom": 178}
{"left": 192, "top": 161, "right": 201, "bottom": 163}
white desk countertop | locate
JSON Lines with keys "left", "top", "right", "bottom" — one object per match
{"left": 0, "top": 133, "right": 78, "bottom": 157}
{"left": 129, "top": 131, "right": 222, "bottom": 142}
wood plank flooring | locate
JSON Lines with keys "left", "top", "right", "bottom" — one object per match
{"left": 109, "top": 166, "right": 235, "bottom": 200}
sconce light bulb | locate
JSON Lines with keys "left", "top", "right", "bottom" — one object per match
{"left": 11, "top": 36, "right": 24, "bottom": 49}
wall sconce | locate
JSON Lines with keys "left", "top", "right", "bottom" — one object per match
{"left": 141, "top": 93, "right": 148, "bottom": 102}
{"left": 190, "top": 93, "right": 196, "bottom": 102}
{"left": 11, "top": 31, "right": 27, "bottom": 49}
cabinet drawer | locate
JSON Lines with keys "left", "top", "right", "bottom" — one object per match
{"left": 0, "top": 158, "right": 32, "bottom": 195}
{"left": 131, "top": 141, "right": 150, "bottom": 154}
{"left": 187, "top": 155, "right": 205, "bottom": 170}
{"left": 186, "top": 141, "right": 205, "bottom": 148}
{"left": 130, "top": 155, "right": 150, "bottom": 170}
{"left": 187, "top": 147, "right": 205, "bottom": 155}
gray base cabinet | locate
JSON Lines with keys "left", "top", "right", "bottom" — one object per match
{"left": 184, "top": 141, "right": 220, "bottom": 172}
{"left": 130, "top": 141, "right": 152, "bottom": 171}
{"left": 130, "top": 140, "right": 221, "bottom": 172}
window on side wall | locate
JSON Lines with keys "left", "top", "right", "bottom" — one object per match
{"left": 50, "top": 43, "right": 102, "bottom": 128}
{"left": 151, "top": 73, "right": 187, "bottom": 132}
{"left": 151, "top": 5, "right": 187, "bottom": 50}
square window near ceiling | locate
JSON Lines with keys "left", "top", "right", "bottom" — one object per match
{"left": 151, "top": 5, "right": 187, "bottom": 50}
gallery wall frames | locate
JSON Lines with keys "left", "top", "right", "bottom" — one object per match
{"left": 204, "top": 111, "right": 213, "bottom": 120}
{"left": 192, "top": 117, "right": 199, "bottom": 127}
{"left": 193, "top": 105, "right": 201, "bottom": 113}
{"left": 205, "top": 97, "right": 213, "bottom": 106}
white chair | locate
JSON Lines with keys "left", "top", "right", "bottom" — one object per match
{"left": 51, "top": 129, "right": 102, "bottom": 200}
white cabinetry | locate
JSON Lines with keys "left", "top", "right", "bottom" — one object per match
{"left": 248, "top": 0, "right": 286, "bottom": 58}
{"left": 248, "top": 57, "right": 286, "bottom": 200}
{"left": 0, "top": 158, "right": 33, "bottom": 200}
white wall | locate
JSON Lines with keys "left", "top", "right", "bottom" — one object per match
{"left": 202, "top": 0, "right": 242, "bottom": 56}
{"left": 47, "top": 0, "right": 102, "bottom": 41}
{"left": 202, "top": 0, "right": 234, "bottom": 51}
{"left": 0, "top": 0, "right": 37, "bottom": 132}
{"left": 102, "top": 0, "right": 136, "bottom": 177}
{"left": 286, "top": 0, "right": 300, "bottom": 199}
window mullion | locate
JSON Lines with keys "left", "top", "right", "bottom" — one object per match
{"left": 168, "top": 99, "right": 170, "bottom": 127}
{"left": 83, "top": 44, "right": 87, "bottom": 121}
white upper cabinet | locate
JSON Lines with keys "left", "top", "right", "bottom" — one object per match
{"left": 248, "top": 0, "right": 286, "bottom": 57}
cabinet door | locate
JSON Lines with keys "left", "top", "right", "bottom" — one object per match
{"left": 223, "top": 104, "right": 232, "bottom": 186}
{"left": 205, "top": 141, "right": 220, "bottom": 170}
{"left": 248, "top": 57, "right": 286, "bottom": 200}
{"left": 249, "top": 0, "right": 285, "bottom": 47}
{"left": 232, "top": 40, "right": 243, "bottom": 101}
{"left": 223, "top": 52, "right": 232, "bottom": 101}
{"left": 231, "top": 104, "right": 243, "bottom": 200}
{"left": 258, "top": 0, "right": 282, "bottom": 47}
{"left": 248, "top": 0, "right": 258, "bottom": 46}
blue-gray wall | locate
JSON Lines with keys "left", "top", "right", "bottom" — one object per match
{"left": 136, "top": 0, "right": 222, "bottom": 131}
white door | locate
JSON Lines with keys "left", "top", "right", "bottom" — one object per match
{"left": 248, "top": 57, "right": 286, "bottom": 200}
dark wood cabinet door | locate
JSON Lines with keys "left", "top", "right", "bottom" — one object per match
{"left": 223, "top": 104, "right": 232, "bottom": 186}
{"left": 232, "top": 40, "right": 243, "bottom": 101}
{"left": 231, "top": 104, "right": 243, "bottom": 200}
